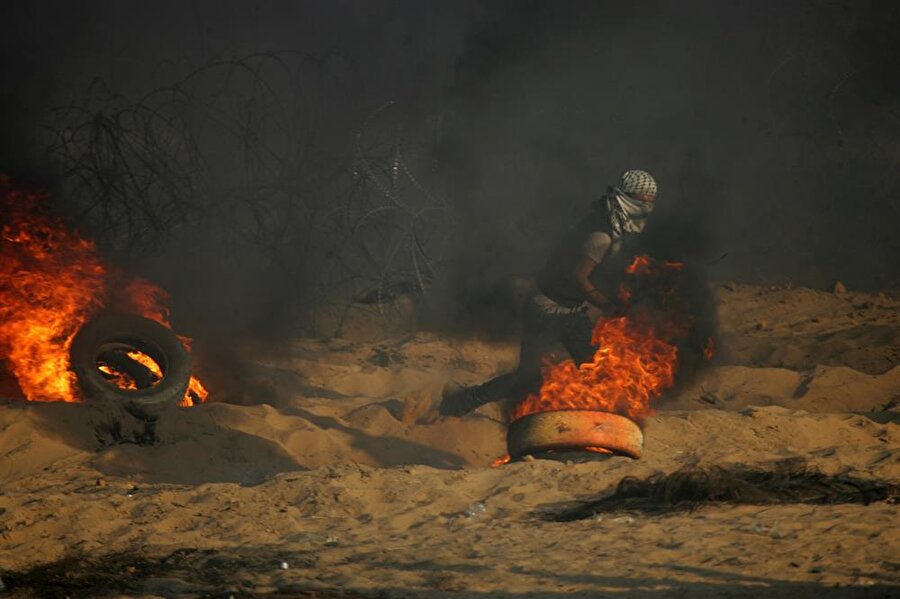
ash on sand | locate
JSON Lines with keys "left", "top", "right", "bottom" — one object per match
{"left": 0, "top": 549, "right": 363, "bottom": 599}
{"left": 545, "top": 459, "right": 899, "bottom": 521}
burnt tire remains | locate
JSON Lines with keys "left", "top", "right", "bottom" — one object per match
{"left": 70, "top": 313, "right": 191, "bottom": 421}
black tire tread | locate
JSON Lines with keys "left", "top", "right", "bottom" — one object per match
{"left": 70, "top": 313, "right": 191, "bottom": 421}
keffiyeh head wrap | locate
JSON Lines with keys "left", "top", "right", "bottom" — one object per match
{"left": 619, "top": 169, "right": 657, "bottom": 198}
{"left": 605, "top": 169, "right": 657, "bottom": 237}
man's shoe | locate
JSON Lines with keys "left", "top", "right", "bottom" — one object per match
{"left": 438, "top": 382, "right": 487, "bottom": 417}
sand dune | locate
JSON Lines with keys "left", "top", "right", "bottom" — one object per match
{"left": 0, "top": 283, "right": 897, "bottom": 597}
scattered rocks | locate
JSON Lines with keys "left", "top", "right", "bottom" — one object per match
{"left": 463, "top": 502, "right": 487, "bottom": 518}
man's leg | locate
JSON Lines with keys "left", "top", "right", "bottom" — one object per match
{"left": 469, "top": 319, "right": 550, "bottom": 402}
{"left": 439, "top": 304, "right": 559, "bottom": 416}
{"left": 560, "top": 311, "right": 597, "bottom": 366}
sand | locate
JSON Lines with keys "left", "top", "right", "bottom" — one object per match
{"left": 0, "top": 283, "right": 898, "bottom": 597}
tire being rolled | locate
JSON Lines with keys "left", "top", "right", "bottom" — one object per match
{"left": 507, "top": 410, "right": 643, "bottom": 459}
{"left": 70, "top": 313, "right": 191, "bottom": 421}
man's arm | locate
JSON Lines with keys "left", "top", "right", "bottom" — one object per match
{"left": 574, "top": 232, "right": 613, "bottom": 309}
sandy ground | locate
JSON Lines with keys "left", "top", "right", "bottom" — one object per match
{"left": 0, "top": 283, "right": 898, "bottom": 597}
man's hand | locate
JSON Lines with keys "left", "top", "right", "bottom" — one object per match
{"left": 574, "top": 254, "right": 611, "bottom": 310}
{"left": 585, "top": 303, "right": 606, "bottom": 323}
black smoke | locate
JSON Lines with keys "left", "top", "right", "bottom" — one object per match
{"left": 1, "top": 0, "right": 898, "bottom": 339}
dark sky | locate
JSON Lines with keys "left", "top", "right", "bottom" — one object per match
{"left": 1, "top": 1, "right": 898, "bottom": 335}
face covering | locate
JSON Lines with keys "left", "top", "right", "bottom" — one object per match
{"left": 606, "top": 186, "right": 654, "bottom": 237}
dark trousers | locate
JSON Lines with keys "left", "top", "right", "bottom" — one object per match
{"left": 472, "top": 298, "right": 596, "bottom": 406}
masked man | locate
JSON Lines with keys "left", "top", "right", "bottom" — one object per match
{"left": 439, "top": 169, "right": 658, "bottom": 417}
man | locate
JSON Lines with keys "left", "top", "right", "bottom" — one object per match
{"left": 439, "top": 169, "right": 658, "bottom": 417}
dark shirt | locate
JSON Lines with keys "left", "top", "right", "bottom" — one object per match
{"left": 535, "top": 202, "right": 621, "bottom": 308}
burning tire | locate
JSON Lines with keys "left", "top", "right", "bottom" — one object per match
{"left": 70, "top": 313, "right": 191, "bottom": 421}
{"left": 507, "top": 410, "right": 644, "bottom": 459}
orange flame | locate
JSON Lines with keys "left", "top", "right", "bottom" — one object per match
{"left": 510, "top": 316, "right": 677, "bottom": 424}
{"left": 117, "top": 278, "right": 171, "bottom": 326}
{"left": 510, "top": 254, "right": 690, "bottom": 426}
{"left": 490, "top": 454, "right": 512, "bottom": 468}
{"left": 183, "top": 376, "right": 208, "bottom": 407}
{"left": 625, "top": 255, "right": 684, "bottom": 276}
{"left": 0, "top": 175, "right": 207, "bottom": 405}
{"left": 624, "top": 254, "right": 653, "bottom": 275}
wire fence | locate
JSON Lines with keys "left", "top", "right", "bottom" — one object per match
{"left": 47, "top": 53, "right": 451, "bottom": 336}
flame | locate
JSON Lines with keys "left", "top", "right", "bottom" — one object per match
{"left": 625, "top": 255, "right": 684, "bottom": 276}
{"left": 510, "top": 316, "right": 677, "bottom": 423}
{"left": 0, "top": 177, "right": 105, "bottom": 401}
{"left": 117, "top": 278, "right": 171, "bottom": 326}
{"left": 490, "top": 454, "right": 512, "bottom": 468}
{"left": 510, "top": 254, "right": 690, "bottom": 425}
{"left": 183, "top": 376, "right": 208, "bottom": 407}
{"left": 624, "top": 254, "right": 653, "bottom": 275}
{"left": 0, "top": 175, "right": 207, "bottom": 405}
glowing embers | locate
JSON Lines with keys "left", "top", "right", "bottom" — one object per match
{"left": 98, "top": 349, "right": 164, "bottom": 391}
{"left": 97, "top": 347, "right": 207, "bottom": 408}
